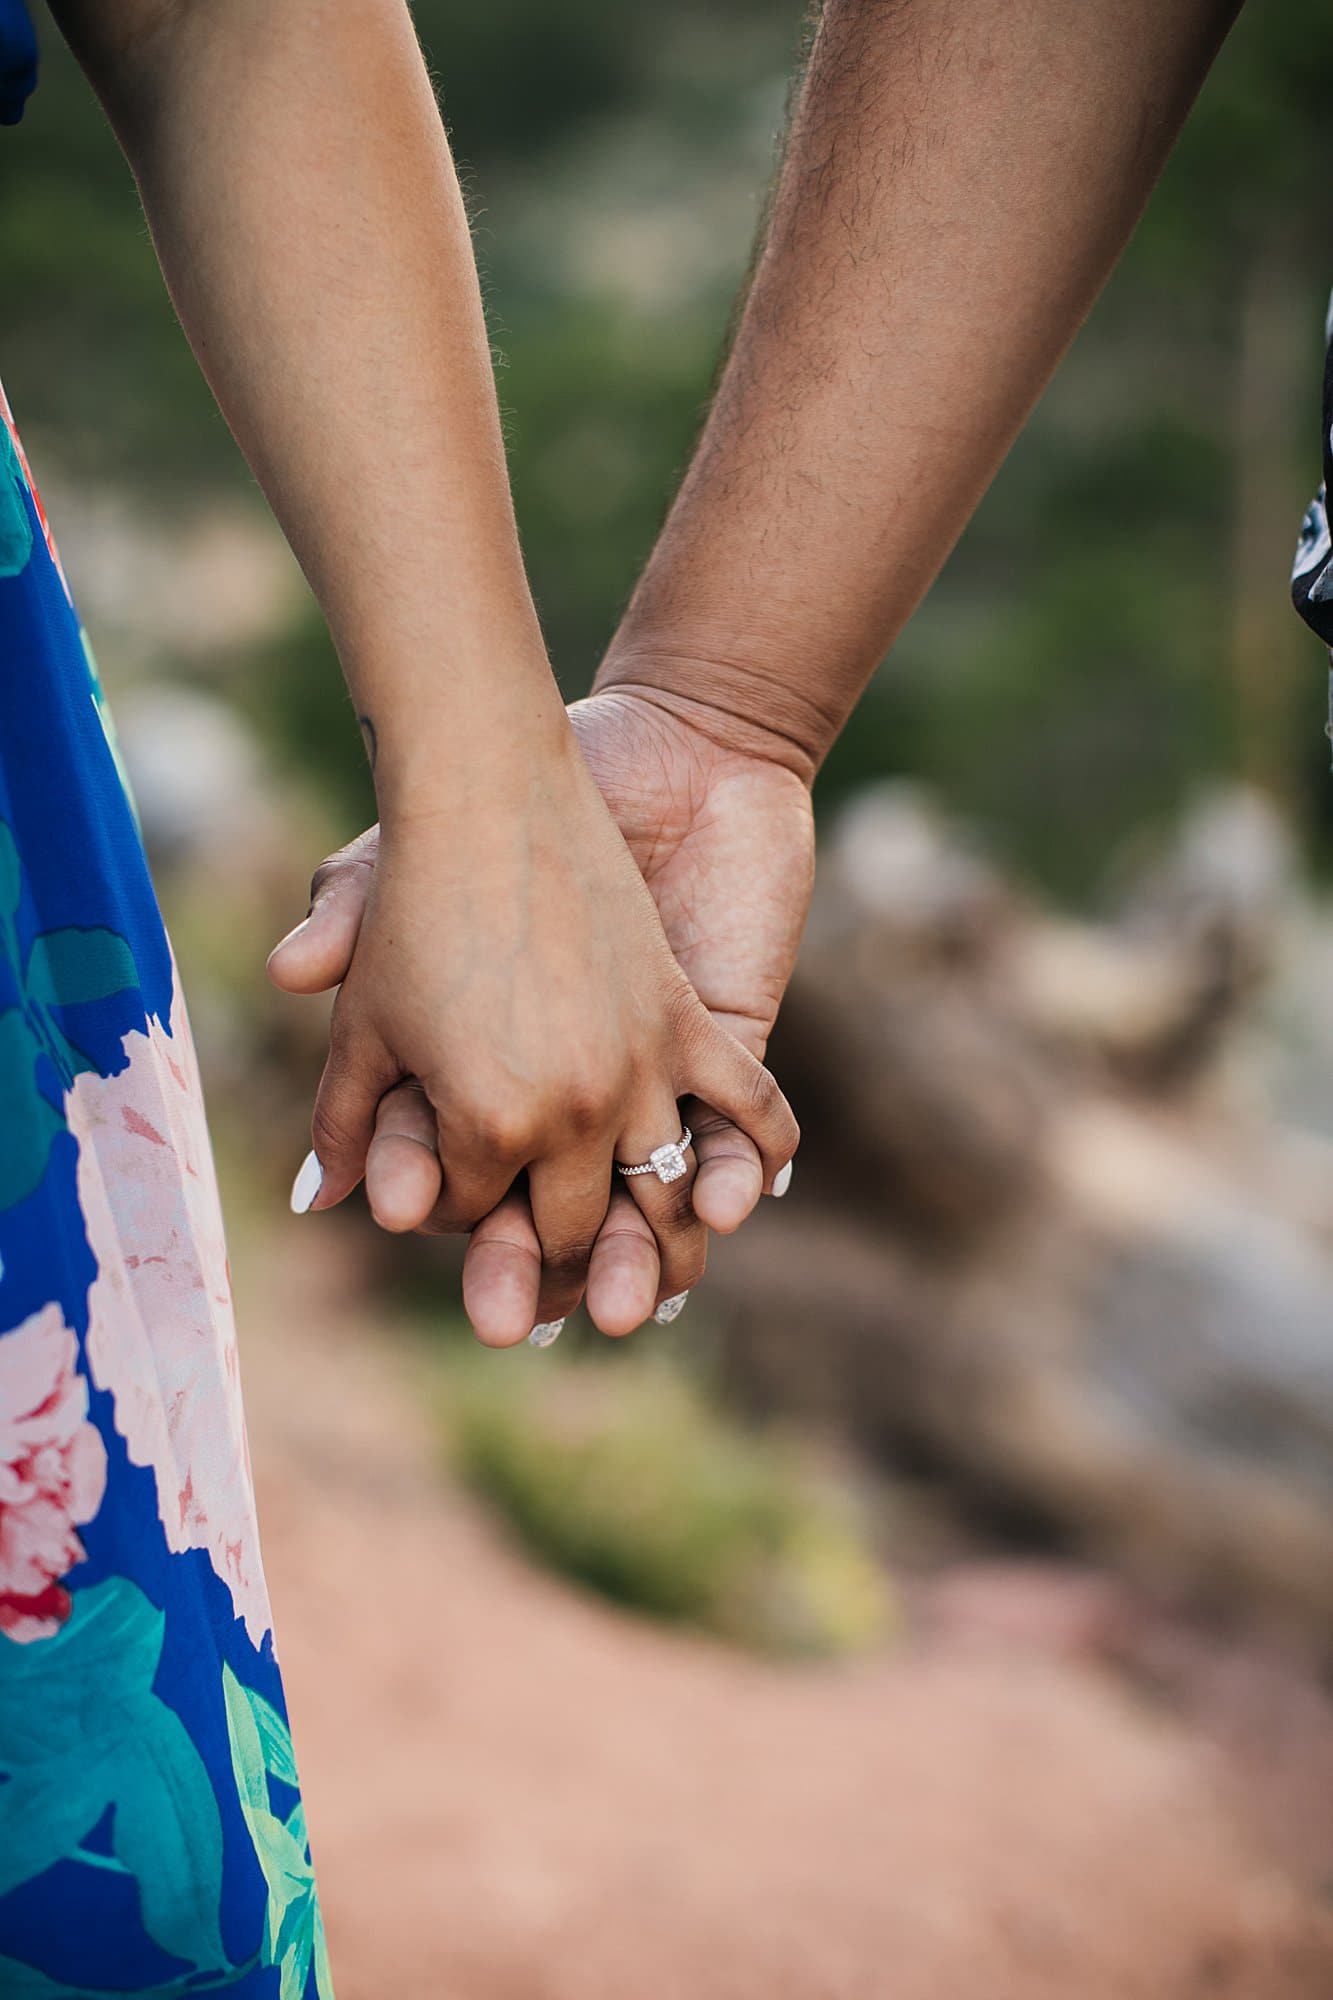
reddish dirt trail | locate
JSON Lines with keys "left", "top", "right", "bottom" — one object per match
{"left": 239, "top": 1241, "right": 1333, "bottom": 2000}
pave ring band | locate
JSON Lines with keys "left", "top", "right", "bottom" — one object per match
{"left": 616, "top": 1127, "right": 693, "bottom": 1185}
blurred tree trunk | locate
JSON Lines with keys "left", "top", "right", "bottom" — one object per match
{"left": 711, "top": 785, "right": 1333, "bottom": 1641}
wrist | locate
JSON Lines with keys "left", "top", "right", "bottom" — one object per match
{"left": 370, "top": 670, "right": 579, "bottom": 838}
{"left": 593, "top": 632, "right": 833, "bottom": 787}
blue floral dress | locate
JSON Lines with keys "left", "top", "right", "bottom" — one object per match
{"left": 0, "top": 16, "right": 331, "bottom": 1997}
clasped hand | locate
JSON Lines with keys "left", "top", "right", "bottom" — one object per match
{"left": 268, "top": 696, "right": 810, "bottom": 1344}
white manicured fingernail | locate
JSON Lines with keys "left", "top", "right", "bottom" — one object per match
{"left": 290, "top": 1150, "right": 323, "bottom": 1215}
{"left": 528, "top": 1319, "right": 565, "bottom": 1349}
{"left": 772, "top": 1160, "right": 794, "bottom": 1199}
{"left": 654, "top": 1291, "right": 689, "bottom": 1326}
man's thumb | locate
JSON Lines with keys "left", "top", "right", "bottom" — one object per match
{"left": 266, "top": 826, "right": 379, "bottom": 994}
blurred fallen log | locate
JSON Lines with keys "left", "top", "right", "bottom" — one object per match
{"left": 712, "top": 782, "right": 1333, "bottom": 1638}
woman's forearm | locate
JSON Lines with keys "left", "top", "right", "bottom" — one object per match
{"left": 597, "top": 0, "right": 1241, "bottom": 778}
{"left": 46, "top": 0, "right": 802, "bottom": 1327}
{"left": 51, "top": 0, "right": 566, "bottom": 819}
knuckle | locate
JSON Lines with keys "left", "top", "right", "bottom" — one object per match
{"left": 311, "top": 1098, "right": 360, "bottom": 1161}
{"left": 744, "top": 1063, "right": 780, "bottom": 1119}
{"left": 308, "top": 857, "right": 349, "bottom": 906}
{"left": 467, "top": 1099, "right": 533, "bottom": 1160}
{"left": 307, "top": 859, "right": 337, "bottom": 904}
{"left": 326, "top": 1010, "right": 390, "bottom": 1092}
{"left": 308, "top": 831, "right": 378, "bottom": 905}
{"left": 561, "top": 1075, "right": 618, "bottom": 1140}
{"left": 736, "top": 1061, "right": 790, "bottom": 1135}
{"left": 666, "top": 982, "right": 706, "bottom": 1050}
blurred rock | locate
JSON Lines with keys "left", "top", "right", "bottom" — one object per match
{"left": 712, "top": 782, "right": 1333, "bottom": 1641}
{"left": 114, "top": 682, "right": 281, "bottom": 866}
{"left": 41, "top": 484, "right": 303, "bottom": 669}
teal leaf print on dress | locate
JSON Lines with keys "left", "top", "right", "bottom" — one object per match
{"left": 0, "top": 820, "right": 138, "bottom": 1210}
{"left": 0, "top": 425, "right": 33, "bottom": 578}
{"left": 223, "top": 1664, "right": 333, "bottom": 1999}
{"left": 104, "top": 1709, "right": 229, "bottom": 1971}
{"left": 0, "top": 1006, "right": 65, "bottom": 1211}
{"left": 26, "top": 924, "right": 139, "bottom": 1013}
{"left": 0, "top": 819, "right": 18, "bottom": 913}
{"left": 0, "top": 1578, "right": 229, "bottom": 1978}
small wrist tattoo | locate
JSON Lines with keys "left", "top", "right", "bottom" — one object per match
{"left": 357, "top": 713, "right": 379, "bottom": 771}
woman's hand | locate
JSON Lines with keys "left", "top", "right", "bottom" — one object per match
{"left": 270, "top": 718, "right": 798, "bottom": 1343}
{"left": 271, "top": 684, "right": 814, "bottom": 1339}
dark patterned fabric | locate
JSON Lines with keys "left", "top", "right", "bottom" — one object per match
{"left": 1292, "top": 295, "right": 1333, "bottom": 752}
{"left": 0, "top": 0, "right": 37, "bottom": 127}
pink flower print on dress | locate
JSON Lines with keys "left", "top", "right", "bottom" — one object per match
{"left": 67, "top": 965, "right": 274, "bottom": 1645}
{"left": 0, "top": 1304, "right": 108, "bottom": 1643}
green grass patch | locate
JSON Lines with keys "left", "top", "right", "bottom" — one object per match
{"left": 445, "top": 1354, "right": 894, "bottom": 1661}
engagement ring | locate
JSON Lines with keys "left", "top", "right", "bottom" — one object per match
{"left": 616, "top": 1127, "right": 693, "bottom": 1185}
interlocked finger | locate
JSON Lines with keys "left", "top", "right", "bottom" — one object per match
{"left": 615, "top": 1098, "right": 707, "bottom": 1310}
{"left": 462, "top": 1190, "right": 545, "bottom": 1347}
{"left": 681, "top": 1094, "right": 765, "bottom": 1234}
{"left": 365, "top": 1079, "right": 443, "bottom": 1232}
{"left": 527, "top": 1151, "right": 616, "bottom": 1325}
{"left": 585, "top": 1187, "right": 661, "bottom": 1336}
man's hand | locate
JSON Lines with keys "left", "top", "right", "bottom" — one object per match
{"left": 268, "top": 684, "right": 813, "bottom": 1339}
{"left": 568, "top": 683, "right": 814, "bottom": 1190}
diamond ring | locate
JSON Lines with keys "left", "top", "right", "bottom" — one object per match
{"left": 616, "top": 1127, "right": 693, "bottom": 1185}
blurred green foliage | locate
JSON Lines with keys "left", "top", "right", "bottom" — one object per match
{"left": 2, "top": 3, "right": 1332, "bottom": 897}
{"left": 447, "top": 1350, "right": 893, "bottom": 1658}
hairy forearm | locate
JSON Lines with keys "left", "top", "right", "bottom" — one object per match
{"left": 51, "top": 0, "right": 565, "bottom": 818}
{"left": 598, "top": 0, "right": 1241, "bottom": 777}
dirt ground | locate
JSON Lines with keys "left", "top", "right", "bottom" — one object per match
{"left": 239, "top": 1237, "right": 1333, "bottom": 2000}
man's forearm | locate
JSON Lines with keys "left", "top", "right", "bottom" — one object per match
{"left": 51, "top": 0, "right": 568, "bottom": 822}
{"left": 598, "top": 0, "right": 1241, "bottom": 778}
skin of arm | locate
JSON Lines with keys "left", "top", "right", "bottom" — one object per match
{"left": 47, "top": 0, "right": 798, "bottom": 1342}
{"left": 274, "top": 0, "right": 1247, "bottom": 1340}
{"left": 52, "top": 0, "right": 552, "bottom": 795}
{"left": 596, "top": 0, "right": 1245, "bottom": 774}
